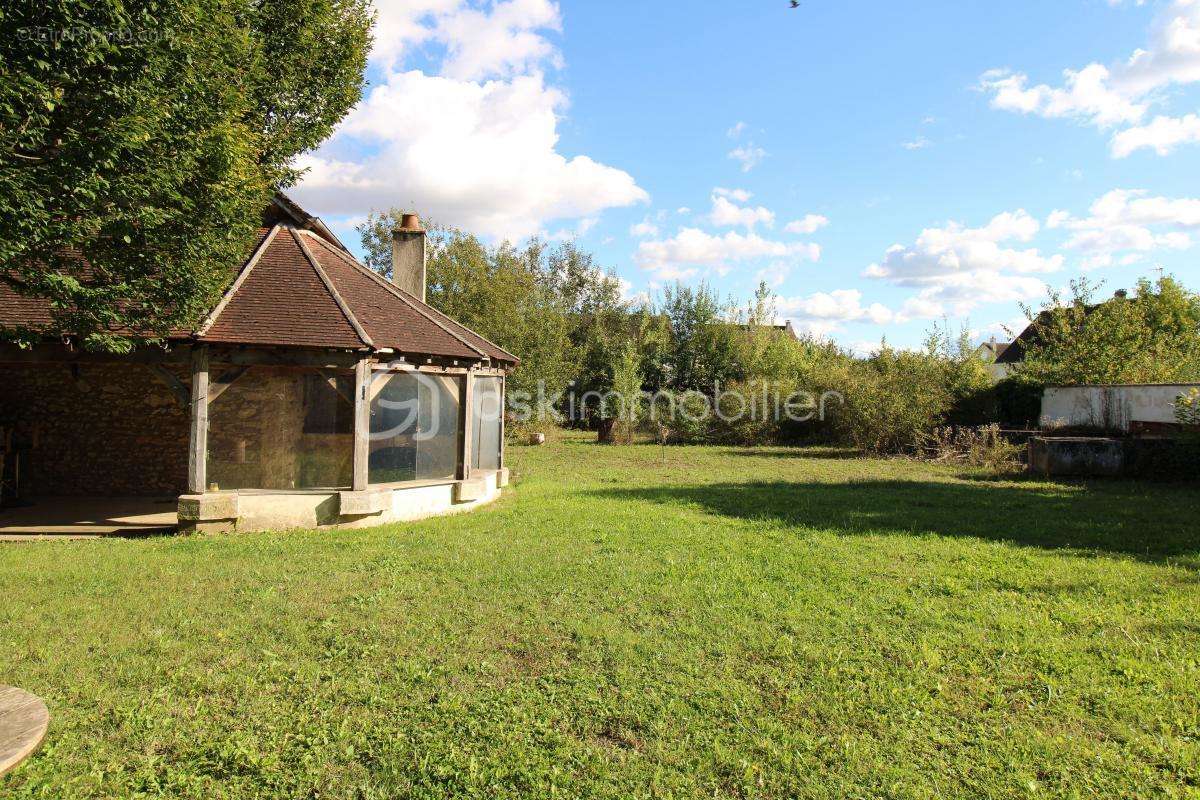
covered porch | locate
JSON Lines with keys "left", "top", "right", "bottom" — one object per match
{"left": 0, "top": 341, "right": 508, "bottom": 535}
{"left": 0, "top": 345, "right": 511, "bottom": 537}
{"left": 0, "top": 197, "right": 517, "bottom": 536}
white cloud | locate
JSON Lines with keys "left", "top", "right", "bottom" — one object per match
{"left": 776, "top": 289, "right": 896, "bottom": 336}
{"left": 978, "top": 64, "right": 1147, "bottom": 128}
{"left": 784, "top": 214, "right": 830, "bottom": 234}
{"left": 713, "top": 187, "right": 753, "bottom": 202}
{"left": 866, "top": 210, "right": 1061, "bottom": 284}
{"left": 727, "top": 121, "right": 748, "bottom": 138}
{"left": 635, "top": 227, "right": 820, "bottom": 280}
{"left": 1111, "top": 113, "right": 1200, "bottom": 156}
{"left": 847, "top": 339, "right": 884, "bottom": 357}
{"left": 708, "top": 189, "right": 774, "bottom": 229}
{"left": 865, "top": 210, "right": 1058, "bottom": 317}
{"left": 902, "top": 136, "right": 932, "bottom": 150}
{"left": 629, "top": 219, "right": 659, "bottom": 238}
{"left": 292, "top": 1, "right": 646, "bottom": 240}
{"left": 543, "top": 216, "right": 598, "bottom": 241}
{"left": 370, "top": 0, "right": 561, "bottom": 78}
{"left": 979, "top": 0, "right": 1200, "bottom": 156}
{"left": 755, "top": 261, "right": 791, "bottom": 287}
{"left": 728, "top": 143, "right": 767, "bottom": 172}
{"left": 974, "top": 316, "right": 1030, "bottom": 344}
{"left": 617, "top": 277, "right": 650, "bottom": 306}
{"left": 897, "top": 272, "right": 1049, "bottom": 318}
{"left": 1046, "top": 188, "right": 1200, "bottom": 267}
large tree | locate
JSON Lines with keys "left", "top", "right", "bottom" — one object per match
{"left": 359, "top": 210, "right": 628, "bottom": 402}
{"left": 1014, "top": 276, "right": 1200, "bottom": 386}
{"left": 0, "top": 0, "right": 371, "bottom": 351}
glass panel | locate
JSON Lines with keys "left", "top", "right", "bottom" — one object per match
{"left": 471, "top": 376, "right": 503, "bottom": 471}
{"left": 369, "top": 372, "right": 462, "bottom": 484}
{"left": 207, "top": 366, "right": 353, "bottom": 490}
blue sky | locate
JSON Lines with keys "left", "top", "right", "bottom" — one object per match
{"left": 292, "top": 0, "right": 1200, "bottom": 353}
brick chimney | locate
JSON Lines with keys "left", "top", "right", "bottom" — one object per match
{"left": 391, "top": 213, "right": 426, "bottom": 301}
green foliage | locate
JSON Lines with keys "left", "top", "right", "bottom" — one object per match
{"left": 363, "top": 215, "right": 1127, "bottom": 455}
{"left": 605, "top": 339, "right": 644, "bottom": 443}
{"left": 360, "top": 211, "right": 627, "bottom": 404}
{"left": 660, "top": 282, "right": 741, "bottom": 391}
{"left": 1175, "top": 388, "right": 1200, "bottom": 427}
{"left": 0, "top": 0, "right": 371, "bottom": 350}
{"left": 830, "top": 342, "right": 959, "bottom": 454}
{"left": 1015, "top": 276, "right": 1200, "bottom": 386}
{"left": 3, "top": 436, "right": 1200, "bottom": 797}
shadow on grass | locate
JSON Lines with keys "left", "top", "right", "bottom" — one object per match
{"left": 590, "top": 479, "right": 1200, "bottom": 565}
{"left": 728, "top": 447, "right": 863, "bottom": 460}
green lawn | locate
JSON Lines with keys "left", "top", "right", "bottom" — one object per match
{"left": 2, "top": 433, "right": 1199, "bottom": 799}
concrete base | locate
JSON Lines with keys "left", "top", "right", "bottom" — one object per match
{"left": 177, "top": 470, "right": 505, "bottom": 534}
{"left": 1029, "top": 436, "right": 1125, "bottom": 477}
{"left": 454, "top": 476, "right": 491, "bottom": 503}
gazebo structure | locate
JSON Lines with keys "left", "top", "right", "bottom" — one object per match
{"left": 0, "top": 195, "right": 516, "bottom": 535}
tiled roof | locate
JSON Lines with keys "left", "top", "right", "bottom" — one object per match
{"left": 199, "top": 227, "right": 366, "bottom": 350}
{"left": 1, "top": 196, "right": 517, "bottom": 365}
{"left": 297, "top": 231, "right": 483, "bottom": 360}
{"left": 0, "top": 276, "right": 56, "bottom": 329}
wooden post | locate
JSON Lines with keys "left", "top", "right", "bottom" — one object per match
{"left": 187, "top": 346, "right": 210, "bottom": 494}
{"left": 460, "top": 371, "right": 475, "bottom": 480}
{"left": 352, "top": 357, "right": 371, "bottom": 490}
{"left": 498, "top": 374, "right": 506, "bottom": 469}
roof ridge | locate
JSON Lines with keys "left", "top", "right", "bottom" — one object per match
{"left": 296, "top": 231, "right": 516, "bottom": 362}
{"left": 411, "top": 295, "right": 519, "bottom": 362}
{"left": 289, "top": 227, "right": 374, "bottom": 349}
{"left": 198, "top": 225, "right": 282, "bottom": 336}
{"left": 297, "top": 229, "right": 492, "bottom": 361}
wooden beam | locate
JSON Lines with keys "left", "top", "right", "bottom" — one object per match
{"left": 147, "top": 365, "right": 190, "bottom": 410}
{"left": 352, "top": 358, "right": 370, "bottom": 491}
{"left": 291, "top": 228, "right": 374, "bottom": 348}
{"left": 315, "top": 368, "right": 354, "bottom": 406}
{"left": 207, "top": 366, "right": 250, "bottom": 405}
{"left": 188, "top": 346, "right": 210, "bottom": 494}
{"left": 207, "top": 348, "right": 363, "bottom": 370}
{"left": 0, "top": 342, "right": 190, "bottom": 366}
{"left": 498, "top": 374, "right": 506, "bottom": 470}
{"left": 460, "top": 371, "right": 475, "bottom": 480}
{"left": 0, "top": 342, "right": 374, "bottom": 371}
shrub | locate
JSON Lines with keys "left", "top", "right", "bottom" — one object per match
{"left": 919, "top": 425, "right": 1024, "bottom": 473}
{"left": 828, "top": 346, "right": 956, "bottom": 455}
{"left": 1175, "top": 388, "right": 1200, "bottom": 427}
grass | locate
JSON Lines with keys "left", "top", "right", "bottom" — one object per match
{"left": 1, "top": 432, "right": 1199, "bottom": 799}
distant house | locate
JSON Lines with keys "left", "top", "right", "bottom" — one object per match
{"left": 974, "top": 339, "right": 1013, "bottom": 380}
{"left": 0, "top": 194, "right": 517, "bottom": 535}
{"left": 995, "top": 289, "right": 1131, "bottom": 373}
{"left": 735, "top": 320, "right": 801, "bottom": 340}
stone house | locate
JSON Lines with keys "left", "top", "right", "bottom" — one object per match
{"left": 0, "top": 194, "right": 516, "bottom": 534}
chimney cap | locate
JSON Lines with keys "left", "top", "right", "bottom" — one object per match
{"left": 396, "top": 212, "right": 423, "bottom": 233}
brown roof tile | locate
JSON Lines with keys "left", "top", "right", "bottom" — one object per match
{"left": 300, "top": 232, "right": 481, "bottom": 360}
{"left": 200, "top": 227, "right": 365, "bottom": 349}
{"left": 2, "top": 195, "right": 517, "bottom": 364}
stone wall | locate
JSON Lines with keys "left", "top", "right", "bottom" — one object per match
{"left": 207, "top": 366, "right": 353, "bottom": 491}
{"left": 0, "top": 362, "right": 189, "bottom": 496}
